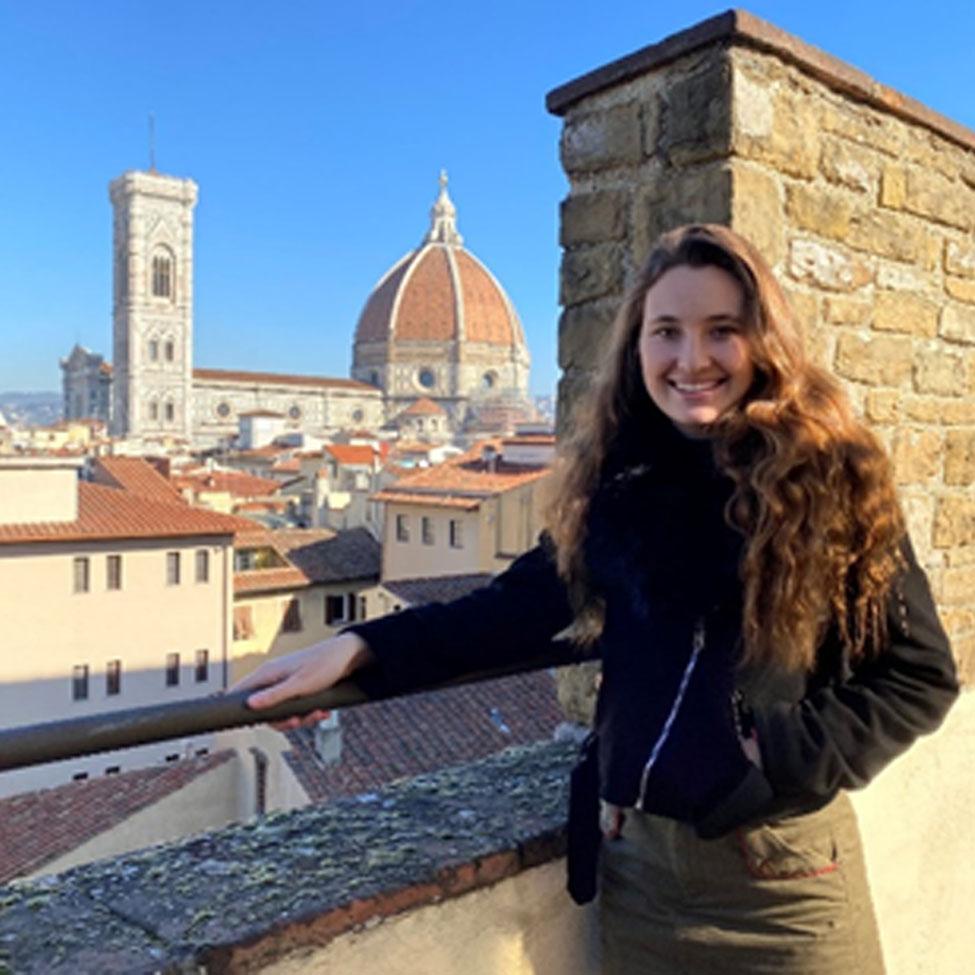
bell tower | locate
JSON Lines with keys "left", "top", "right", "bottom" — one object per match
{"left": 109, "top": 169, "right": 197, "bottom": 441}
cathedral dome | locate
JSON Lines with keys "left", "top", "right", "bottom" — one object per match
{"left": 353, "top": 173, "right": 526, "bottom": 350}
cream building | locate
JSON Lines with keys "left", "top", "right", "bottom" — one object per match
{"left": 61, "top": 170, "right": 528, "bottom": 449}
{"left": 0, "top": 456, "right": 242, "bottom": 798}
{"left": 372, "top": 429, "right": 555, "bottom": 588}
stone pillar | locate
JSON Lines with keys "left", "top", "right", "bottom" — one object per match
{"left": 548, "top": 9, "right": 975, "bottom": 683}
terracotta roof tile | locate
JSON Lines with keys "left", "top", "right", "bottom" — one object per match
{"left": 324, "top": 444, "right": 379, "bottom": 467}
{"left": 172, "top": 469, "right": 282, "bottom": 497}
{"left": 90, "top": 457, "right": 184, "bottom": 505}
{"left": 381, "top": 573, "right": 493, "bottom": 604}
{"left": 355, "top": 256, "right": 412, "bottom": 344}
{"left": 284, "top": 671, "right": 563, "bottom": 804}
{"left": 234, "top": 566, "right": 310, "bottom": 594}
{"left": 455, "top": 250, "right": 517, "bottom": 345}
{"left": 399, "top": 397, "right": 446, "bottom": 417}
{"left": 0, "top": 482, "right": 250, "bottom": 546}
{"left": 395, "top": 246, "right": 456, "bottom": 341}
{"left": 0, "top": 751, "right": 234, "bottom": 884}
{"left": 193, "top": 367, "right": 376, "bottom": 392}
{"left": 374, "top": 441, "right": 550, "bottom": 502}
{"left": 370, "top": 491, "right": 481, "bottom": 510}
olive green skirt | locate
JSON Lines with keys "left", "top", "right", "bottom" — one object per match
{"left": 599, "top": 792, "right": 884, "bottom": 975}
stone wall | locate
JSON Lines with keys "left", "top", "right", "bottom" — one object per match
{"left": 548, "top": 9, "right": 975, "bottom": 680}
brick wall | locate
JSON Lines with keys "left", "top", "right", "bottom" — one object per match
{"left": 548, "top": 11, "right": 975, "bottom": 680}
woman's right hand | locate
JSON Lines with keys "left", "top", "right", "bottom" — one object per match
{"left": 230, "top": 632, "right": 375, "bottom": 731}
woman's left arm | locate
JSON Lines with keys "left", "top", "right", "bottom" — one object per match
{"left": 752, "top": 535, "right": 960, "bottom": 799}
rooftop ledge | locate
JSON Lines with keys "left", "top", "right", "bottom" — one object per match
{"left": 545, "top": 8, "right": 975, "bottom": 153}
{"left": 0, "top": 739, "right": 582, "bottom": 975}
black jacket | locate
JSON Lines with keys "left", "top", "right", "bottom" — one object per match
{"left": 349, "top": 434, "right": 958, "bottom": 838}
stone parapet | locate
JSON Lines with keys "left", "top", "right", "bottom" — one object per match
{"left": 0, "top": 740, "right": 583, "bottom": 974}
{"left": 548, "top": 9, "right": 975, "bottom": 680}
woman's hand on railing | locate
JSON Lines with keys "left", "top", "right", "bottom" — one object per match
{"left": 231, "top": 632, "right": 375, "bottom": 731}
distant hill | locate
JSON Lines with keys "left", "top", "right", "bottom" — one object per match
{"left": 0, "top": 391, "right": 61, "bottom": 427}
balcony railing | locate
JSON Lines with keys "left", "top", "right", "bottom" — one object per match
{"left": 0, "top": 646, "right": 575, "bottom": 772}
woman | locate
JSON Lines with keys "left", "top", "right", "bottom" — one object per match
{"left": 236, "top": 225, "right": 958, "bottom": 974}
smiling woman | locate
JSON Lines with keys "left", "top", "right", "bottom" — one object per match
{"left": 638, "top": 263, "right": 755, "bottom": 436}
{"left": 233, "top": 225, "right": 957, "bottom": 975}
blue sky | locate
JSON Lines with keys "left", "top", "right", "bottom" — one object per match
{"left": 1, "top": 1, "right": 973, "bottom": 396}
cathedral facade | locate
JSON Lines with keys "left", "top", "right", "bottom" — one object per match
{"left": 62, "top": 170, "right": 530, "bottom": 448}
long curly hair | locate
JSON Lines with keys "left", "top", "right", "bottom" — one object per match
{"left": 547, "top": 224, "right": 905, "bottom": 672}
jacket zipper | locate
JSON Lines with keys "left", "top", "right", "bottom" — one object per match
{"left": 635, "top": 616, "right": 706, "bottom": 812}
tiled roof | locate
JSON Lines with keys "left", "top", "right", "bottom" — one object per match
{"left": 193, "top": 367, "right": 376, "bottom": 392}
{"left": 90, "top": 457, "right": 185, "bottom": 505}
{"left": 455, "top": 249, "right": 522, "bottom": 345}
{"left": 379, "top": 573, "right": 494, "bottom": 605}
{"left": 0, "top": 482, "right": 249, "bottom": 546}
{"left": 399, "top": 397, "right": 446, "bottom": 417}
{"left": 395, "top": 247, "right": 457, "bottom": 341}
{"left": 234, "top": 565, "right": 310, "bottom": 595}
{"left": 172, "top": 469, "right": 282, "bottom": 497}
{"left": 0, "top": 751, "right": 234, "bottom": 884}
{"left": 324, "top": 444, "right": 379, "bottom": 467}
{"left": 370, "top": 491, "right": 481, "bottom": 510}
{"left": 284, "top": 670, "right": 564, "bottom": 804}
{"left": 373, "top": 441, "right": 550, "bottom": 506}
{"left": 233, "top": 528, "right": 380, "bottom": 594}
{"left": 353, "top": 241, "right": 521, "bottom": 348}
{"left": 283, "top": 527, "right": 380, "bottom": 584}
{"left": 270, "top": 458, "right": 301, "bottom": 474}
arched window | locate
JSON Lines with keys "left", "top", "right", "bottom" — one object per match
{"left": 151, "top": 250, "right": 174, "bottom": 298}
{"left": 148, "top": 339, "right": 159, "bottom": 362}
{"left": 164, "top": 401, "right": 175, "bottom": 422}
{"left": 164, "top": 340, "right": 175, "bottom": 362}
{"left": 149, "top": 401, "right": 159, "bottom": 422}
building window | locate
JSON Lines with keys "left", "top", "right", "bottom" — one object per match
{"left": 166, "top": 551, "right": 180, "bottom": 585}
{"left": 164, "top": 340, "right": 175, "bottom": 362}
{"left": 325, "top": 593, "right": 353, "bottom": 626}
{"left": 395, "top": 514, "right": 409, "bottom": 542}
{"left": 72, "top": 664, "right": 89, "bottom": 701}
{"left": 165, "top": 653, "right": 180, "bottom": 687}
{"left": 288, "top": 404, "right": 301, "bottom": 420}
{"left": 449, "top": 519, "right": 464, "bottom": 548}
{"left": 151, "top": 253, "right": 172, "bottom": 297}
{"left": 482, "top": 371, "right": 497, "bottom": 390}
{"left": 283, "top": 597, "right": 303, "bottom": 632}
{"left": 195, "top": 649, "right": 209, "bottom": 683}
{"left": 358, "top": 595, "right": 367, "bottom": 620}
{"left": 73, "top": 556, "right": 90, "bottom": 593}
{"left": 148, "top": 339, "right": 159, "bottom": 361}
{"left": 418, "top": 367, "right": 435, "bottom": 389}
{"left": 106, "top": 554, "right": 122, "bottom": 591}
{"left": 422, "top": 516, "right": 434, "bottom": 545}
{"left": 195, "top": 549, "right": 209, "bottom": 583}
{"left": 164, "top": 401, "right": 175, "bottom": 423}
{"left": 149, "top": 400, "right": 159, "bottom": 422}
{"left": 352, "top": 408, "right": 364, "bottom": 423}
{"left": 233, "top": 606, "right": 254, "bottom": 641}
{"left": 216, "top": 401, "right": 231, "bottom": 418}
{"left": 106, "top": 659, "right": 121, "bottom": 696}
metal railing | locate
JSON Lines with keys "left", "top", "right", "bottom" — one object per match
{"left": 0, "top": 648, "right": 575, "bottom": 773}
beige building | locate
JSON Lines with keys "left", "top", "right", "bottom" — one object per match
{"left": 231, "top": 527, "right": 381, "bottom": 683}
{"left": 0, "top": 456, "right": 243, "bottom": 797}
{"left": 372, "top": 430, "right": 555, "bottom": 587}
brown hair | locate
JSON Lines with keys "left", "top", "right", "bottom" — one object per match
{"left": 547, "top": 224, "right": 905, "bottom": 671}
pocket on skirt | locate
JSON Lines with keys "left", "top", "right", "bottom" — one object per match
{"left": 735, "top": 814, "right": 840, "bottom": 881}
